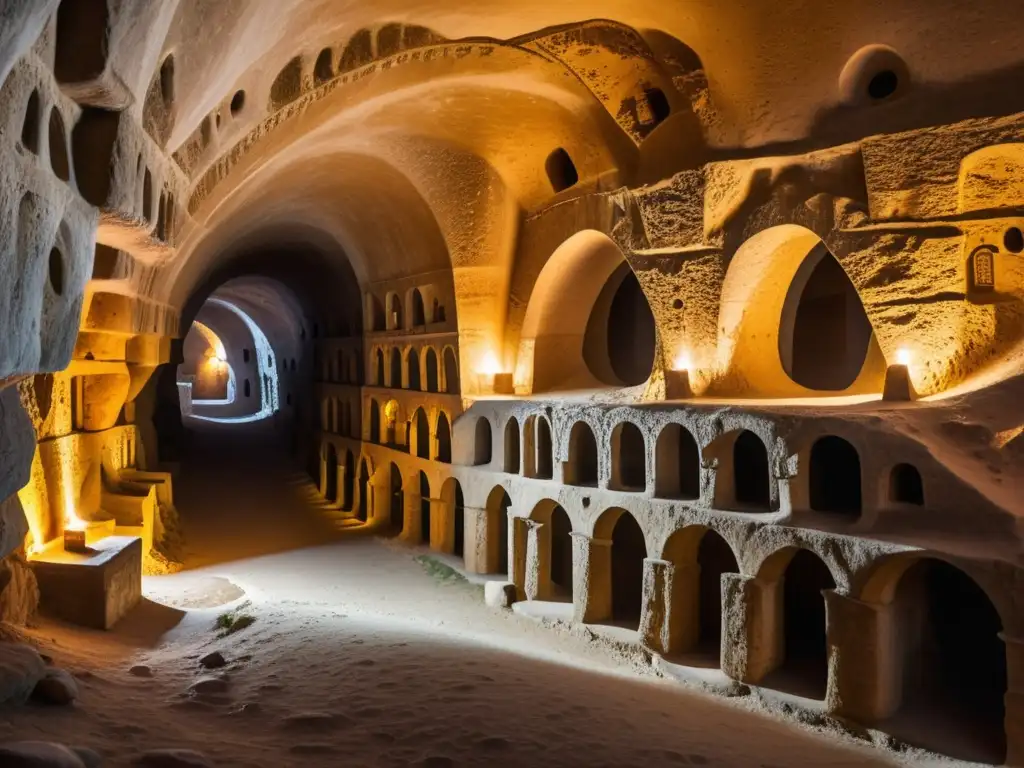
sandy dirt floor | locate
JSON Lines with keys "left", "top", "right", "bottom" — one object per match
{"left": 0, "top": 425, "right": 958, "bottom": 767}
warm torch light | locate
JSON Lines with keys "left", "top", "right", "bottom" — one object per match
{"left": 673, "top": 350, "right": 692, "bottom": 372}
{"left": 478, "top": 351, "right": 501, "bottom": 376}
{"left": 895, "top": 348, "right": 911, "bottom": 367}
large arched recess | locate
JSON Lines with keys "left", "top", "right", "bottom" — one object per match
{"left": 714, "top": 224, "right": 887, "bottom": 398}
{"left": 514, "top": 230, "right": 655, "bottom": 393}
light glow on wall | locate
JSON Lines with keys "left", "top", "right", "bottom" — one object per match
{"left": 896, "top": 348, "right": 912, "bottom": 367}
{"left": 673, "top": 349, "right": 692, "bottom": 372}
{"left": 478, "top": 351, "right": 502, "bottom": 375}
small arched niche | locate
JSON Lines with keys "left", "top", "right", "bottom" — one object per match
{"left": 503, "top": 417, "right": 521, "bottom": 474}
{"left": 473, "top": 418, "right": 492, "bottom": 466}
{"left": 655, "top": 423, "right": 700, "bottom": 500}
{"left": 808, "top": 436, "right": 861, "bottom": 517}
{"left": 610, "top": 422, "right": 646, "bottom": 491}
{"left": 717, "top": 226, "right": 886, "bottom": 398}
{"left": 565, "top": 422, "right": 598, "bottom": 487}
{"left": 518, "top": 231, "right": 655, "bottom": 393}
{"left": 889, "top": 463, "right": 924, "bottom": 505}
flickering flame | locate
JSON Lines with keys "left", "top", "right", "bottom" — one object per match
{"left": 673, "top": 350, "right": 692, "bottom": 372}
{"left": 478, "top": 351, "right": 501, "bottom": 376}
{"left": 896, "top": 348, "right": 912, "bottom": 367}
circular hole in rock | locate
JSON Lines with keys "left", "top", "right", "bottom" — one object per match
{"left": 1004, "top": 227, "right": 1024, "bottom": 254}
{"left": 230, "top": 90, "right": 246, "bottom": 116}
{"left": 48, "top": 247, "right": 64, "bottom": 296}
{"left": 672, "top": 298, "right": 684, "bottom": 310}
{"left": 867, "top": 70, "right": 899, "bottom": 100}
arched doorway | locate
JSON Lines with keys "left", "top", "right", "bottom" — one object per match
{"left": 734, "top": 430, "right": 770, "bottom": 510}
{"left": 889, "top": 463, "right": 924, "bottom": 505}
{"left": 419, "top": 471, "right": 431, "bottom": 545}
{"left": 535, "top": 416, "right": 553, "bottom": 479}
{"left": 407, "top": 348, "right": 421, "bottom": 390}
{"left": 343, "top": 451, "right": 354, "bottom": 510}
{"left": 549, "top": 505, "right": 573, "bottom": 599}
{"left": 390, "top": 347, "right": 402, "bottom": 388}
{"left": 768, "top": 549, "right": 836, "bottom": 699}
{"left": 414, "top": 407, "right": 430, "bottom": 459}
{"left": 369, "top": 399, "right": 381, "bottom": 444}
{"left": 504, "top": 417, "right": 520, "bottom": 474}
{"left": 886, "top": 559, "right": 1007, "bottom": 763}
{"left": 389, "top": 293, "right": 403, "bottom": 330}
{"left": 436, "top": 412, "right": 452, "bottom": 463}
{"left": 605, "top": 510, "right": 647, "bottom": 628}
{"left": 440, "top": 478, "right": 465, "bottom": 559}
{"left": 474, "top": 418, "right": 492, "bottom": 465}
{"left": 486, "top": 486, "right": 512, "bottom": 574}
{"left": 655, "top": 423, "right": 700, "bottom": 500}
{"left": 566, "top": 422, "right": 598, "bottom": 486}
{"left": 389, "top": 463, "right": 404, "bottom": 533}
{"left": 374, "top": 348, "right": 385, "bottom": 385}
{"left": 809, "top": 436, "right": 861, "bottom": 516}
{"left": 443, "top": 348, "right": 459, "bottom": 393}
{"left": 324, "top": 443, "right": 338, "bottom": 502}
{"left": 410, "top": 288, "right": 426, "bottom": 326}
{"left": 610, "top": 422, "right": 646, "bottom": 491}
{"left": 425, "top": 348, "right": 439, "bottom": 393}
{"left": 697, "top": 531, "right": 739, "bottom": 662}
{"left": 357, "top": 459, "right": 371, "bottom": 522}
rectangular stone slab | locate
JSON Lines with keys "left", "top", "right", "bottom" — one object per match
{"left": 31, "top": 536, "right": 142, "bottom": 630}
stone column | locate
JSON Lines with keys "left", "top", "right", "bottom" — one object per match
{"left": 372, "top": 471, "right": 389, "bottom": 524}
{"left": 461, "top": 505, "right": 488, "bottom": 574}
{"left": 639, "top": 558, "right": 673, "bottom": 653}
{"left": 510, "top": 515, "right": 527, "bottom": 600}
{"left": 524, "top": 521, "right": 550, "bottom": 601}
{"left": 402, "top": 486, "right": 420, "bottom": 541}
{"left": 572, "top": 533, "right": 612, "bottom": 624}
{"left": 824, "top": 591, "right": 900, "bottom": 723}
{"left": 720, "top": 573, "right": 782, "bottom": 684}
{"left": 1005, "top": 635, "right": 1024, "bottom": 767}
{"left": 336, "top": 464, "right": 347, "bottom": 509}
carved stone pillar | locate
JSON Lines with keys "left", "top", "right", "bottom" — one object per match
{"left": 639, "top": 558, "right": 673, "bottom": 653}
{"left": 720, "top": 573, "right": 782, "bottom": 684}
{"left": 572, "top": 533, "right": 611, "bottom": 624}
{"left": 335, "top": 463, "right": 347, "bottom": 509}
{"left": 510, "top": 514, "right": 528, "bottom": 600}
{"left": 824, "top": 591, "right": 900, "bottom": 723}
{"left": 461, "top": 505, "right": 488, "bottom": 573}
{"left": 524, "top": 521, "right": 550, "bottom": 601}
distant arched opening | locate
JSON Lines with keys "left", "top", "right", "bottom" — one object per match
{"left": 390, "top": 348, "right": 402, "bottom": 388}
{"left": 436, "top": 412, "right": 452, "bottom": 464}
{"left": 410, "top": 289, "right": 426, "bottom": 327}
{"left": 550, "top": 505, "right": 573, "bottom": 598}
{"left": 414, "top": 407, "right": 430, "bottom": 459}
{"left": 697, "top": 531, "right": 738, "bottom": 661}
{"left": 374, "top": 349, "right": 385, "bottom": 386}
{"left": 389, "top": 463, "right": 404, "bottom": 533}
{"left": 324, "top": 443, "right": 338, "bottom": 502}
{"left": 366, "top": 294, "right": 385, "bottom": 331}
{"left": 369, "top": 399, "right": 381, "bottom": 444}
{"left": 389, "top": 294, "right": 403, "bottom": 330}
{"left": 610, "top": 422, "right": 646, "bottom": 491}
{"left": 503, "top": 418, "right": 520, "bottom": 474}
{"left": 545, "top": 147, "right": 578, "bottom": 192}
{"left": 407, "top": 348, "right": 421, "bottom": 391}
{"left": 585, "top": 266, "right": 656, "bottom": 387}
{"left": 809, "top": 436, "right": 861, "bottom": 516}
{"left": 610, "top": 511, "right": 646, "bottom": 627}
{"left": 423, "top": 349, "right": 439, "bottom": 393}
{"left": 890, "top": 463, "right": 924, "bottom": 505}
{"left": 419, "top": 472, "right": 431, "bottom": 545}
{"left": 269, "top": 56, "right": 303, "bottom": 110}
{"left": 48, "top": 108, "right": 70, "bottom": 182}
{"left": 486, "top": 486, "right": 512, "bottom": 574}
{"left": 734, "top": 430, "right": 770, "bottom": 510}
{"left": 357, "top": 459, "right": 371, "bottom": 521}
{"left": 655, "top": 423, "right": 700, "bottom": 500}
{"left": 21, "top": 90, "right": 40, "bottom": 154}
{"left": 343, "top": 451, "right": 354, "bottom": 510}
{"left": 535, "top": 416, "right": 553, "bottom": 479}
{"left": 474, "top": 418, "right": 492, "bottom": 466}
{"left": 566, "top": 422, "right": 598, "bottom": 486}
{"left": 314, "top": 48, "right": 333, "bottom": 84}
{"left": 443, "top": 348, "right": 459, "bottom": 393}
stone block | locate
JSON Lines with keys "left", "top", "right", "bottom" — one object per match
{"left": 32, "top": 535, "right": 142, "bottom": 629}
{"left": 484, "top": 580, "right": 517, "bottom": 609}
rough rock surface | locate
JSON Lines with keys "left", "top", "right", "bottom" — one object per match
{"left": 0, "top": 641, "right": 46, "bottom": 704}
{"left": 131, "top": 749, "right": 213, "bottom": 768}
{"left": 0, "top": 741, "right": 87, "bottom": 768}
{"left": 0, "top": 552, "right": 39, "bottom": 624}
{"left": 197, "top": 651, "right": 225, "bottom": 670}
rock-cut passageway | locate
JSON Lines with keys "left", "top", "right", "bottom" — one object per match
{"left": 5, "top": 423, "right": 902, "bottom": 768}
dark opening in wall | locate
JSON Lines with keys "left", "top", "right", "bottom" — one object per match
{"left": 1004, "top": 227, "right": 1024, "bottom": 254}
{"left": 230, "top": 90, "right": 246, "bottom": 116}
{"left": 159, "top": 54, "right": 175, "bottom": 105}
{"left": 55, "top": 0, "right": 110, "bottom": 85}
{"left": 411, "top": 289, "right": 426, "bottom": 327}
{"left": 269, "top": 56, "right": 303, "bottom": 110}
{"left": 443, "top": 348, "right": 459, "bottom": 393}
{"left": 242, "top": 349, "right": 250, "bottom": 363}
{"left": 48, "top": 247, "right": 65, "bottom": 296}
{"left": 809, "top": 436, "right": 861, "bottom": 516}
{"left": 289, "top": 358, "right": 296, "bottom": 372}
{"left": 21, "top": 90, "right": 40, "bottom": 154}
{"left": 697, "top": 531, "right": 739, "bottom": 659}
{"left": 567, "top": 422, "right": 598, "bottom": 486}
{"left": 369, "top": 399, "right": 381, "bottom": 443}
{"left": 389, "top": 294, "right": 403, "bottom": 330}
{"left": 611, "top": 422, "right": 646, "bottom": 491}
{"left": 535, "top": 417, "right": 553, "bottom": 479}
{"left": 48, "top": 109, "right": 70, "bottom": 182}
{"left": 474, "top": 418, "right": 492, "bottom": 465}
{"left": 890, "top": 463, "right": 924, "bottom": 505}
{"left": 314, "top": 48, "right": 333, "bottom": 84}
{"left": 415, "top": 408, "right": 430, "bottom": 459}
{"left": 142, "top": 169, "right": 153, "bottom": 221}
{"left": 425, "top": 349, "right": 439, "bottom": 393}
{"left": 156, "top": 192, "right": 167, "bottom": 239}
{"left": 375, "top": 349, "right": 385, "bottom": 385}
{"left": 407, "top": 349, "right": 421, "bottom": 390}
{"left": 390, "top": 348, "right": 402, "bottom": 388}
{"left": 655, "top": 423, "right": 700, "bottom": 500}
{"left": 419, "top": 472, "right": 431, "bottom": 544}
{"left": 889, "top": 560, "right": 1007, "bottom": 763}
{"left": 286, "top": 393, "right": 292, "bottom": 406}
{"left": 200, "top": 116, "right": 213, "bottom": 147}
{"left": 452, "top": 481, "right": 465, "bottom": 558}
{"left": 550, "top": 505, "right": 573, "bottom": 598}
{"left": 389, "top": 463, "right": 404, "bottom": 533}
{"left": 610, "top": 512, "right": 646, "bottom": 626}
{"left": 244, "top": 379, "right": 251, "bottom": 398}
{"left": 324, "top": 444, "right": 338, "bottom": 502}
{"left": 545, "top": 147, "right": 578, "bottom": 193}
{"left": 603, "top": 268, "right": 656, "bottom": 386}
{"left": 868, "top": 69, "right": 899, "bottom": 100}
{"left": 504, "top": 418, "right": 520, "bottom": 474}
{"left": 734, "top": 430, "right": 770, "bottom": 510}
{"left": 436, "top": 413, "right": 452, "bottom": 463}
{"left": 783, "top": 248, "right": 873, "bottom": 391}
{"left": 776, "top": 550, "right": 835, "bottom": 699}
{"left": 645, "top": 87, "right": 671, "bottom": 125}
